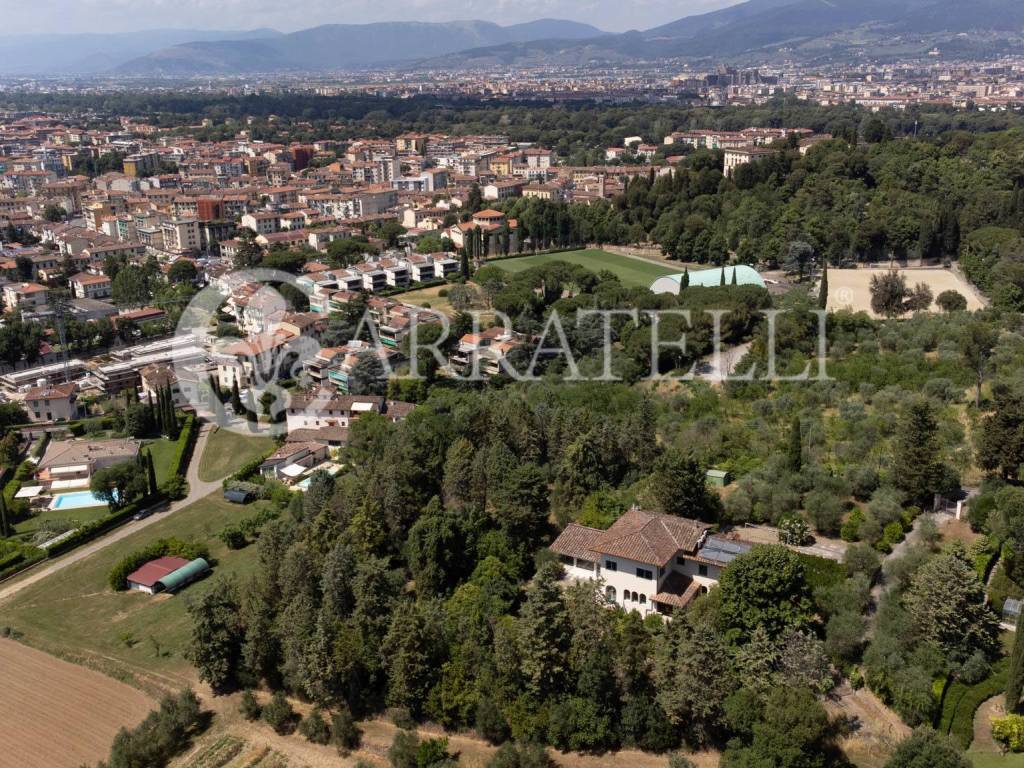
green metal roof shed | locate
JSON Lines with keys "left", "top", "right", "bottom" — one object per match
{"left": 155, "top": 557, "right": 210, "bottom": 593}
{"left": 650, "top": 266, "right": 766, "bottom": 294}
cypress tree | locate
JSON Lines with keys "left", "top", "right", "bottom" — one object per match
{"left": 681, "top": 266, "right": 689, "bottom": 288}
{"left": 165, "top": 384, "right": 178, "bottom": 439}
{"left": 231, "top": 380, "right": 243, "bottom": 415}
{"left": 0, "top": 493, "right": 10, "bottom": 538}
{"left": 731, "top": 267, "right": 738, "bottom": 285}
{"left": 787, "top": 416, "right": 802, "bottom": 472}
{"left": 146, "top": 450, "right": 158, "bottom": 496}
{"left": 1007, "top": 609, "right": 1024, "bottom": 712}
{"left": 818, "top": 260, "right": 829, "bottom": 310}
{"left": 719, "top": 268, "right": 726, "bottom": 286}
{"left": 154, "top": 387, "right": 165, "bottom": 433}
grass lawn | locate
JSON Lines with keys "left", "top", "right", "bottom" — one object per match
{"left": 14, "top": 504, "right": 110, "bottom": 539}
{"left": 487, "top": 248, "right": 677, "bottom": 288}
{"left": 2, "top": 492, "right": 273, "bottom": 691}
{"left": 394, "top": 283, "right": 456, "bottom": 316}
{"left": 142, "top": 436, "right": 179, "bottom": 485}
{"left": 967, "top": 753, "right": 1024, "bottom": 768}
{"left": 198, "top": 428, "right": 276, "bottom": 483}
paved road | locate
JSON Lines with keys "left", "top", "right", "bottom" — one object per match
{"left": 0, "top": 421, "right": 220, "bottom": 604}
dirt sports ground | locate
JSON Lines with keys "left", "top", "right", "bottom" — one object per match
{"left": 825, "top": 267, "right": 986, "bottom": 317}
{"left": 0, "top": 638, "right": 154, "bottom": 768}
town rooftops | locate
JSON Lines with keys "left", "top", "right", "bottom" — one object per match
{"left": 24, "top": 381, "right": 76, "bottom": 401}
{"left": 551, "top": 507, "right": 713, "bottom": 568}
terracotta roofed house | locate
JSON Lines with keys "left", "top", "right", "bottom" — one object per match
{"left": 549, "top": 507, "right": 750, "bottom": 619}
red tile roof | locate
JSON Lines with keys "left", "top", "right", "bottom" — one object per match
{"left": 127, "top": 556, "right": 190, "bottom": 588}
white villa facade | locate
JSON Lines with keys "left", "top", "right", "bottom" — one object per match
{"left": 550, "top": 507, "right": 751, "bottom": 619}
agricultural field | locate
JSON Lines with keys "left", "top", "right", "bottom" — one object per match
{"left": 487, "top": 249, "right": 678, "bottom": 288}
{"left": 198, "top": 428, "right": 276, "bottom": 483}
{"left": 1, "top": 493, "right": 270, "bottom": 690}
{"left": 0, "top": 638, "right": 154, "bottom": 768}
{"left": 826, "top": 268, "right": 985, "bottom": 317}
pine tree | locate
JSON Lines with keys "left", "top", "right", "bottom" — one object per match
{"left": 1007, "top": 610, "right": 1024, "bottom": 712}
{"left": 146, "top": 450, "right": 157, "bottom": 496}
{"left": 818, "top": 259, "right": 829, "bottom": 310}
{"left": 787, "top": 416, "right": 802, "bottom": 472}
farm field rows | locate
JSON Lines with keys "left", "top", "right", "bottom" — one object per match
{"left": 486, "top": 249, "right": 678, "bottom": 288}
{"left": 0, "top": 638, "right": 154, "bottom": 768}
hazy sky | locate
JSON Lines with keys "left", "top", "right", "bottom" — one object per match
{"left": 2, "top": 0, "right": 740, "bottom": 35}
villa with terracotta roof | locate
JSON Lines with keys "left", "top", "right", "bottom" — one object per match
{"left": 550, "top": 507, "right": 751, "bottom": 619}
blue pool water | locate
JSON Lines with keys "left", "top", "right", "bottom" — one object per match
{"left": 50, "top": 490, "right": 109, "bottom": 510}
{"left": 294, "top": 477, "right": 312, "bottom": 491}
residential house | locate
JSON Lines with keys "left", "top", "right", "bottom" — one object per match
{"left": 23, "top": 381, "right": 80, "bottom": 422}
{"left": 69, "top": 272, "right": 112, "bottom": 299}
{"left": 35, "top": 437, "right": 141, "bottom": 488}
{"left": 550, "top": 507, "right": 752, "bottom": 618}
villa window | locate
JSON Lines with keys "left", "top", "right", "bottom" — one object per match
{"left": 605, "top": 560, "right": 617, "bottom": 572}
{"left": 639, "top": 594, "right": 646, "bottom": 604}
{"left": 636, "top": 568, "right": 653, "bottom": 580}
{"left": 698, "top": 565, "right": 709, "bottom": 577}
{"left": 605, "top": 586, "right": 617, "bottom": 603}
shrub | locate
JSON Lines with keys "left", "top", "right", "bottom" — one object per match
{"left": 779, "top": 515, "right": 812, "bottom": 546}
{"left": 99, "top": 689, "right": 205, "bottom": 768}
{"left": 239, "top": 690, "right": 261, "bottom": 721}
{"left": 299, "top": 708, "right": 331, "bottom": 744}
{"left": 160, "top": 475, "right": 188, "bottom": 500}
{"left": 994, "top": 714, "right": 1024, "bottom": 751}
{"left": 840, "top": 508, "right": 864, "bottom": 542}
{"left": 218, "top": 525, "right": 247, "bottom": 550}
{"left": 332, "top": 708, "right": 362, "bottom": 754}
{"left": 388, "top": 729, "right": 419, "bottom": 768}
{"left": 261, "top": 691, "right": 296, "bottom": 735}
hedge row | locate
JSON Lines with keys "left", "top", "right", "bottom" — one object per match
{"left": 221, "top": 446, "right": 276, "bottom": 489}
{"left": 171, "top": 415, "right": 199, "bottom": 478}
{"left": 108, "top": 536, "right": 210, "bottom": 591}
{"left": 0, "top": 548, "right": 46, "bottom": 581}
{"left": 937, "top": 657, "right": 1009, "bottom": 748}
{"left": 44, "top": 493, "right": 165, "bottom": 558}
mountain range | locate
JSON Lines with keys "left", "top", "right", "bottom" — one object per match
{"left": 8, "top": 0, "right": 1024, "bottom": 78}
{"left": 0, "top": 29, "right": 280, "bottom": 75}
{"left": 434, "top": 0, "right": 1024, "bottom": 68}
{"left": 113, "top": 20, "right": 607, "bottom": 76}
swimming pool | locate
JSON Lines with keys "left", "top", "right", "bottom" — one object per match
{"left": 49, "top": 490, "right": 109, "bottom": 510}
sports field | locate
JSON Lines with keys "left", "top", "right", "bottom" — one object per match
{"left": 488, "top": 249, "right": 677, "bottom": 288}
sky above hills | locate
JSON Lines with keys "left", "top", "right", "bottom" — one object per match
{"left": 3, "top": 0, "right": 740, "bottom": 35}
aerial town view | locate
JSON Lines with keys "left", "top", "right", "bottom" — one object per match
{"left": 7, "top": 1, "right": 1024, "bottom": 767}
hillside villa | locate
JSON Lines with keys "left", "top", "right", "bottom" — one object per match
{"left": 550, "top": 507, "right": 751, "bottom": 619}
